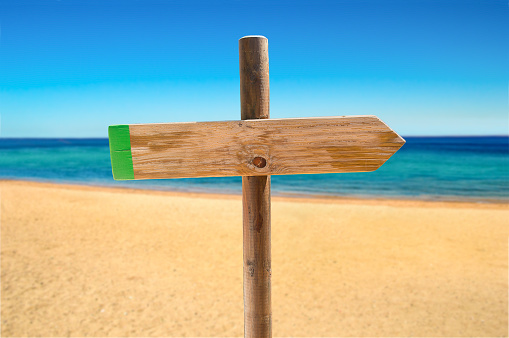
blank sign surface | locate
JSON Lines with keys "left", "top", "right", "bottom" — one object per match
{"left": 109, "top": 115, "right": 405, "bottom": 180}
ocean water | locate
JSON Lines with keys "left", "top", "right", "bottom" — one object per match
{"left": 0, "top": 137, "right": 508, "bottom": 202}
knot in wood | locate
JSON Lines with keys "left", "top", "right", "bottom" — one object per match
{"left": 252, "top": 156, "right": 267, "bottom": 168}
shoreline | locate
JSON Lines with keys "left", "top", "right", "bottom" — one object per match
{"left": 1, "top": 179, "right": 508, "bottom": 209}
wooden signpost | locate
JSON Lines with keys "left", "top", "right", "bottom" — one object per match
{"left": 109, "top": 36, "right": 405, "bottom": 337}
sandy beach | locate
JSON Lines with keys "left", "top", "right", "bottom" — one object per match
{"left": 1, "top": 180, "right": 507, "bottom": 337}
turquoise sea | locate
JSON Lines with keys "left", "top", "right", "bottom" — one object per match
{"left": 0, "top": 137, "right": 508, "bottom": 202}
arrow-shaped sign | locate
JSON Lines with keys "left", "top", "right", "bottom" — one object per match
{"left": 109, "top": 115, "right": 404, "bottom": 180}
{"left": 108, "top": 35, "right": 406, "bottom": 338}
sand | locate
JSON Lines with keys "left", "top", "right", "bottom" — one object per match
{"left": 1, "top": 180, "right": 507, "bottom": 337}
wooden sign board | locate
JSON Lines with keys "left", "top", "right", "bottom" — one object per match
{"left": 107, "top": 36, "right": 407, "bottom": 338}
{"left": 109, "top": 115, "right": 405, "bottom": 180}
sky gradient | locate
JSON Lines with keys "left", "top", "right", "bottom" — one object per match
{"left": 1, "top": 0, "right": 507, "bottom": 137}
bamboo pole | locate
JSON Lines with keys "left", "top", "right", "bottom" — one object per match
{"left": 239, "top": 35, "right": 271, "bottom": 338}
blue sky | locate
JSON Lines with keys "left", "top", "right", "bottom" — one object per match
{"left": 1, "top": 0, "right": 507, "bottom": 137}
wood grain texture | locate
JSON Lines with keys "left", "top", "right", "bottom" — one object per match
{"left": 128, "top": 115, "right": 405, "bottom": 180}
{"left": 242, "top": 176, "right": 271, "bottom": 337}
{"left": 239, "top": 36, "right": 269, "bottom": 120}
{"left": 240, "top": 35, "right": 272, "bottom": 338}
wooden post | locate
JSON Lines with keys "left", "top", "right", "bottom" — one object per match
{"left": 239, "top": 36, "right": 271, "bottom": 337}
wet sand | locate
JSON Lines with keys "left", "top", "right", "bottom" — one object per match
{"left": 1, "top": 180, "right": 507, "bottom": 337}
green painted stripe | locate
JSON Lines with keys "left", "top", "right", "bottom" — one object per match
{"left": 108, "top": 125, "right": 135, "bottom": 180}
